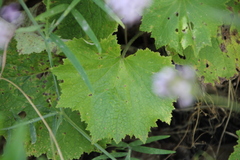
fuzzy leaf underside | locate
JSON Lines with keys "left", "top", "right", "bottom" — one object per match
{"left": 141, "top": 0, "right": 230, "bottom": 55}
{"left": 52, "top": 36, "right": 174, "bottom": 143}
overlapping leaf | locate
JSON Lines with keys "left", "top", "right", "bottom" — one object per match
{"left": 52, "top": 35, "right": 174, "bottom": 143}
{"left": 226, "top": 0, "right": 240, "bottom": 31}
{"left": 172, "top": 38, "right": 237, "bottom": 83}
{"left": 141, "top": 0, "right": 230, "bottom": 55}
{"left": 217, "top": 25, "right": 240, "bottom": 70}
{"left": 14, "top": 32, "right": 57, "bottom": 54}
{"left": 229, "top": 130, "right": 240, "bottom": 160}
{"left": 0, "top": 41, "right": 102, "bottom": 159}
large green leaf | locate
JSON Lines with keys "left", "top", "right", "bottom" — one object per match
{"left": 141, "top": 0, "right": 230, "bottom": 55}
{"left": 52, "top": 35, "right": 174, "bottom": 143}
{"left": 0, "top": 41, "right": 104, "bottom": 159}
{"left": 50, "top": 0, "right": 117, "bottom": 39}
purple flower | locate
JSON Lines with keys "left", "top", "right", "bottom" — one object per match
{"left": 0, "top": 3, "right": 23, "bottom": 26}
{"left": 0, "top": 3, "right": 24, "bottom": 49}
{"left": 152, "top": 66, "right": 200, "bottom": 108}
{"left": 105, "top": 0, "right": 152, "bottom": 26}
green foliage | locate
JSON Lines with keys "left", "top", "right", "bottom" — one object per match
{"left": 14, "top": 32, "right": 57, "bottom": 54}
{"left": 172, "top": 38, "right": 237, "bottom": 83}
{"left": 49, "top": 0, "right": 117, "bottom": 40}
{"left": 229, "top": 130, "right": 240, "bottom": 159}
{"left": 50, "top": 33, "right": 93, "bottom": 92}
{"left": 141, "top": 0, "right": 231, "bottom": 55}
{"left": 94, "top": 135, "right": 175, "bottom": 160}
{"left": 1, "top": 0, "right": 239, "bottom": 159}
{"left": 0, "top": 41, "right": 104, "bottom": 159}
{"left": 141, "top": 0, "right": 240, "bottom": 83}
{"left": 52, "top": 35, "right": 174, "bottom": 143}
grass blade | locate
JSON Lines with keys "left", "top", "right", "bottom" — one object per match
{"left": 49, "top": 0, "right": 81, "bottom": 34}
{"left": 52, "top": 114, "right": 63, "bottom": 135}
{"left": 92, "top": 0, "right": 125, "bottom": 28}
{"left": 50, "top": 33, "right": 93, "bottom": 92}
{"left": 71, "top": 8, "right": 102, "bottom": 53}
{"left": 35, "top": 4, "right": 68, "bottom": 21}
{"left": 131, "top": 146, "right": 175, "bottom": 155}
{"left": 93, "top": 152, "right": 127, "bottom": 160}
{"left": 16, "top": 25, "right": 43, "bottom": 33}
{"left": 129, "top": 135, "right": 170, "bottom": 147}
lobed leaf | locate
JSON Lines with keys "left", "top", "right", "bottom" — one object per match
{"left": 52, "top": 35, "right": 174, "bottom": 143}
{"left": 141, "top": 0, "right": 230, "bottom": 56}
{"left": 172, "top": 38, "right": 237, "bottom": 83}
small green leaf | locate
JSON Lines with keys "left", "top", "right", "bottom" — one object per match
{"left": 131, "top": 146, "right": 175, "bottom": 155}
{"left": 14, "top": 32, "right": 57, "bottom": 54}
{"left": 29, "top": 123, "right": 37, "bottom": 144}
{"left": 35, "top": 4, "right": 68, "bottom": 21}
{"left": 16, "top": 25, "right": 44, "bottom": 33}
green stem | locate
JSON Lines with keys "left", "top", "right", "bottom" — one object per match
{"left": 121, "top": 31, "right": 144, "bottom": 58}
{"left": 45, "top": 0, "right": 51, "bottom": 34}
